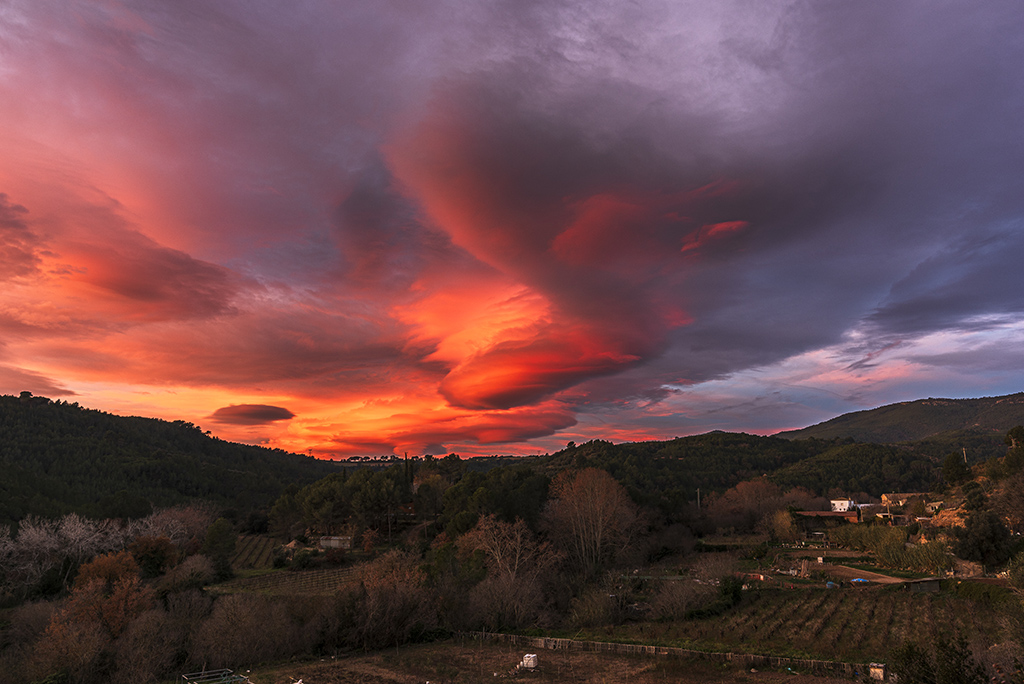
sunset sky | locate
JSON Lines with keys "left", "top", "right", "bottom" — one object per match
{"left": 2, "top": 1, "right": 1023, "bottom": 458}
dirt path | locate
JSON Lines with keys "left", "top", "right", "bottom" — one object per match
{"left": 823, "top": 564, "right": 906, "bottom": 584}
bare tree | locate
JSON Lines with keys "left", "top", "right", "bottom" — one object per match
{"left": 461, "top": 515, "right": 551, "bottom": 583}
{"left": 192, "top": 594, "right": 297, "bottom": 669}
{"left": 460, "top": 515, "right": 561, "bottom": 629}
{"left": 136, "top": 505, "right": 216, "bottom": 552}
{"left": 3, "top": 514, "right": 126, "bottom": 594}
{"left": 25, "top": 615, "right": 110, "bottom": 684}
{"left": 111, "top": 608, "right": 180, "bottom": 684}
{"left": 352, "top": 549, "right": 435, "bottom": 649}
{"left": 542, "top": 468, "right": 640, "bottom": 577}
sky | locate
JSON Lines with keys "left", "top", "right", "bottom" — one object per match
{"left": 1, "top": 1, "right": 1023, "bottom": 458}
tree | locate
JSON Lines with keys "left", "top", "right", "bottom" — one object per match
{"left": 269, "top": 486, "right": 304, "bottom": 540}
{"left": 1006, "top": 426, "right": 1024, "bottom": 476}
{"left": 201, "top": 518, "right": 237, "bottom": 581}
{"left": 350, "top": 549, "right": 434, "bottom": 649}
{"left": 459, "top": 515, "right": 561, "bottom": 629}
{"left": 707, "top": 478, "right": 786, "bottom": 533}
{"left": 942, "top": 452, "right": 971, "bottom": 485}
{"left": 68, "top": 551, "right": 155, "bottom": 639}
{"left": 888, "top": 641, "right": 936, "bottom": 684}
{"left": 935, "top": 634, "right": 987, "bottom": 684}
{"left": 127, "top": 535, "right": 176, "bottom": 578}
{"left": 192, "top": 594, "right": 296, "bottom": 669}
{"left": 889, "top": 635, "right": 987, "bottom": 684}
{"left": 1006, "top": 425, "right": 1024, "bottom": 449}
{"left": 296, "top": 474, "right": 350, "bottom": 534}
{"left": 961, "top": 480, "right": 987, "bottom": 510}
{"left": 997, "top": 472, "right": 1024, "bottom": 534}
{"left": 768, "top": 509, "right": 800, "bottom": 543}
{"left": 542, "top": 468, "right": 640, "bottom": 577}
{"left": 955, "top": 509, "right": 1012, "bottom": 569}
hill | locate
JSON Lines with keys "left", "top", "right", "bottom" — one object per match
{"left": 0, "top": 393, "right": 340, "bottom": 526}
{"left": 775, "top": 392, "right": 1024, "bottom": 445}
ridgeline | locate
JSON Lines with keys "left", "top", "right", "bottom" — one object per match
{"left": 0, "top": 393, "right": 339, "bottom": 526}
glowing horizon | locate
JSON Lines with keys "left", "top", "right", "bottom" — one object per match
{"left": 2, "top": 1, "right": 1023, "bottom": 458}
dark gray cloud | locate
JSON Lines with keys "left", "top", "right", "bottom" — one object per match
{"left": 210, "top": 404, "right": 295, "bottom": 425}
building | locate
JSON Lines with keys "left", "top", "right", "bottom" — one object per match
{"left": 318, "top": 536, "right": 352, "bottom": 550}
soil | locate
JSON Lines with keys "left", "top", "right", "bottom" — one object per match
{"left": 248, "top": 640, "right": 865, "bottom": 684}
{"left": 821, "top": 564, "right": 906, "bottom": 584}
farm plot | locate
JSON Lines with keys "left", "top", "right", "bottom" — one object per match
{"left": 624, "top": 586, "right": 1010, "bottom": 663}
{"left": 213, "top": 566, "right": 359, "bottom": 596}
{"left": 231, "top": 535, "right": 279, "bottom": 570}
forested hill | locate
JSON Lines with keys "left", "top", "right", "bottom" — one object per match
{"left": 0, "top": 393, "right": 339, "bottom": 526}
{"left": 540, "top": 432, "right": 941, "bottom": 509}
{"left": 775, "top": 392, "right": 1024, "bottom": 444}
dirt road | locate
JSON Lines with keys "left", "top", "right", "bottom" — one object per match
{"left": 822, "top": 564, "right": 906, "bottom": 584}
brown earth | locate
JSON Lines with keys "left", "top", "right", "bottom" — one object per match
{"left": 247, "top": 640, "right": 866, "bottom": 684}
{"left": 821, "top": 564, "right": 906, "bottom": 584}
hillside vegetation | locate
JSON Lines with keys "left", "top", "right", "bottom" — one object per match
{"left": 777, "top": 392, "right": 1024, "bottom": 445}
{"left": 0, "top": 393, "right": 339, "bottom": 525}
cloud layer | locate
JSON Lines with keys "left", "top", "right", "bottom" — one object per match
{"left": 1, "top": 0, "right": 1022, "bottom": 455}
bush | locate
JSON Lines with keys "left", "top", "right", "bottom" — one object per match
{"left": 649, "top": 579, "right": 710, "bottom": 621}
{"left": 289, "top": 549, "right": 320, "bottom": 571}
{"left": 157, "top": 555, "right": 214, "bottom": 596}
{"left": 569, "top": 585, "right": 621, "bottom": 628}
{"left": 889, "top": 635, "right": 987, "bottom": 684}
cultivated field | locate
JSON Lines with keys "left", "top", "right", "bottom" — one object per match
{"left": 212, "top": 566, "right": 359, "bottom": 595}
{"left": 231, "top": 535, "right": 279, "bottom": 570}
{"left": 605, "top": 584, "right": 1009, "bottom": 664}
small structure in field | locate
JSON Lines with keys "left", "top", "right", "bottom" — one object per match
{"left": 318, "top": 535, "right": 352, "bottom": 550}
{"left": 905, "top": 577, "right": 941, "bottom": 593}
{"left": 509, "top": 653, "right": 539, "bottom": 675}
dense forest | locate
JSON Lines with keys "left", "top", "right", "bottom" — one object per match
{"left": 0, "top": 393, "right": 339, "bottom": 525}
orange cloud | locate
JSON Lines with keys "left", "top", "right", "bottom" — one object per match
{"left": 440, "top": 327, "right": 641, "bottom": 410}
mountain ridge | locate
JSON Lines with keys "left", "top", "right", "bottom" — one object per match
{"left": 775, "top": 392, "right": 1024, "bottom": 443}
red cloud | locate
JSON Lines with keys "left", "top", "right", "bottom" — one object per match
{"left": 60, "top": 233, "right": 239, "bottom": 321}
{"left": 329, "top": 403, "right": 578, "bottom": 455}
{"left": 439, "top": 328, "right": 640, "bottom": 410}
